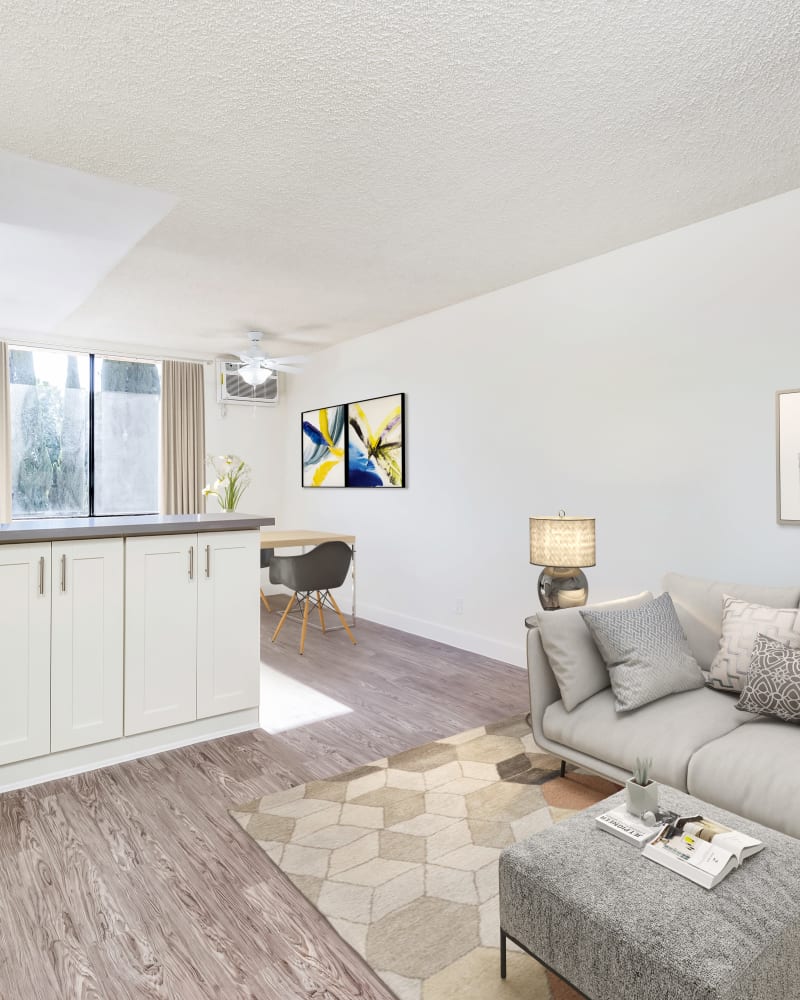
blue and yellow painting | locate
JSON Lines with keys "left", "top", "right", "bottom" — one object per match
{"left": 347, "top": 393, "right": 404, "bottom": 488}
{"left": 302, "top": 405, "right": 346, "bottom": 487}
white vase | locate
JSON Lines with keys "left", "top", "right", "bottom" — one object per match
{"left": 625, "top": 777, "right": 659, "bottom": 818}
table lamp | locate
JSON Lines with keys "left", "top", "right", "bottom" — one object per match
{"left": 529, "top": 511, "right": 596, "bottom": 610}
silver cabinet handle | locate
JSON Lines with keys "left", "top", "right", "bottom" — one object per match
{"left": 188, "top": 546, "right": 194, "bottom": 580}
{"left": 60, "top": 553, "right": 66, "bottom": 592}
{"left": 205, "top": 544, "right": 211, "bottom": 578}
{"left": 39, "top": 556, "right": 45, "bottom": 595}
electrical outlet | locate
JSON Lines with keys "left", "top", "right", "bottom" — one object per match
{"left": 455, "top": 598, "right": 464, "bottom": 615}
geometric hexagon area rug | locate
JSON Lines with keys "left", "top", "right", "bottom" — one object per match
{"left": 230, "top": 716, "right": 619, "bottom": 1000}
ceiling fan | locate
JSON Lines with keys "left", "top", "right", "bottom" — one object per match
{"left": 218, "top": 332, "right": 307, "bottom": 386}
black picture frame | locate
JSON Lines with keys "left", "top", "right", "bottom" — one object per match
{"left": 301, "top": 392, "right": 406, "bottom": 489}
{"left": 300, "top": 403, "right": 347, "bottom": 488}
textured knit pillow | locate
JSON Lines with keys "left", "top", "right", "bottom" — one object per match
{"left": 736, "top": 633, "right": 800, "bottom": 723}
{"left": 580, "top": 592, "right": 704, "bottom": 713}
{"left": 707, "top": 597, "right": 800, "bottom": 692}
{"left": 536, "top": 591, "right": 654, "bottom": 712}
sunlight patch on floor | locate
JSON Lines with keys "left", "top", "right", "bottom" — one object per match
{"left": 259, "top": 663, "right": 353, "bottom": 734}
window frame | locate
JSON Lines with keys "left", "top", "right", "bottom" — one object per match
{"left": 10, "top": 347, "right": 161, "bottom": 520}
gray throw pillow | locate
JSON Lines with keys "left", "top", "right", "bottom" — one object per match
{"left": 580, "top": 592, "right": 705, "bottom": 713}
{"left": 736, "top": 633, "right": 800, "bottom": 724}
{"left": 536, "top": 591, "right": 653, "bottom": 712}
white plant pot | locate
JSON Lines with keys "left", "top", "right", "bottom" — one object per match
{"left": 625, "top": 777, "right": 659, "bottom": 818}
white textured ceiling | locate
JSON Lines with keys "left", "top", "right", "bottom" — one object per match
{"left": 0, "top": 151, "right": 173, "bottom": 334}
{"left": 1, "top": 1, "right": 799, "bottom": 359}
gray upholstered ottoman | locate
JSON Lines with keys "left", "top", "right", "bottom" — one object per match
{"left": 499, "top": 787, "right": 800, "bottom": 1000}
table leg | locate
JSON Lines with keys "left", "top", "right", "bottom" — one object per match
{"left": 351, "top": 543, "right": 357, "bottom": 627}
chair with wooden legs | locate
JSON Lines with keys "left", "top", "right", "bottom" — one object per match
{"left": 259, "top": 547, "right": 274, "bottom": 612}
{"left": 269, "top": 541, "right": 356, "bottom": 655}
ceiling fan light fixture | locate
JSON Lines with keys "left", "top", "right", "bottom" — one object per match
{"left": 238, "top": 361, "right": 272, "bottom": 386}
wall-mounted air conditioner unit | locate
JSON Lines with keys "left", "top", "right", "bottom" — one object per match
{"left": 216, "top": 361, "right": 280, "bottom": 406}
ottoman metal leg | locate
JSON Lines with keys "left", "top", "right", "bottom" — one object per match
{"left": 500, "top": 929, "right": 507, "bottom": 979}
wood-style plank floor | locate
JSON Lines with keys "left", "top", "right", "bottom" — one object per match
{"left": 0, "top": 605, "right": 529, "bottom": 999}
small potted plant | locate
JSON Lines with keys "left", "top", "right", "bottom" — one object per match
{"left": 203, "top": 454, "right": 251, "bottom": 512}
{"left": 625, "top": 757, "right": 659, "bottom": 818}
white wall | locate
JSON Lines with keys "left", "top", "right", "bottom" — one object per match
{"left": 203, "top": 365, "right": 286, "bottom": 519}
{"left": 281, "top": 189, "right": 800, "bottom": 666}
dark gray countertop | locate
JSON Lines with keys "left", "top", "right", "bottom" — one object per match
{"left": 0, "top": 513, "right": 275, "bottom": 543}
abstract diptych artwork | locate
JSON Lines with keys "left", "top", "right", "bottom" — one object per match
{"left": 302, "top": 393, "right": 405, "bottom": 488}
{"left": 301, "top": 405, "right": 346, "bottom": 487}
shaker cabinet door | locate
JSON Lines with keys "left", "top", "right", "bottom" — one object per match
{"left": 196, "top": 530, "right": 260, "bottom": 719}
{"left": 0, "top": 543, "right": 51, "bottom": 765}
{"left": 125, "top": 534, "right": 198, "bottom": 736}
{"left": 51, "top": 538, "right": 124, "bottom": 752}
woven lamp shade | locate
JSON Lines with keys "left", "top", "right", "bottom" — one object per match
{"left": 529, "top": 515, "right": 596, "bottom": 568}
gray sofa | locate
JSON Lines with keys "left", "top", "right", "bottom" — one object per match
{"left": 527, "top": 572, "right": 800, "bottom": 840}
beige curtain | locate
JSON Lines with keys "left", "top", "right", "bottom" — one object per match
{"left": 160, "top": 360, "right": 206, "bottom": 514}
{"left": 0, "top": 342, "right": 12, "bottom": 523}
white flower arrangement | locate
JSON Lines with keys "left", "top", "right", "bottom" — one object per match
{"left": 203, "top": 454, "right": 251, "bottom": 511}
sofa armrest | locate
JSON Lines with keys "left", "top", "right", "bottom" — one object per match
{"left": 526, "top": 621, "right": 562, "bottom": 748}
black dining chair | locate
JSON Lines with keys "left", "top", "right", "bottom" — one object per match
{"left": 259, "top": 547, "right": 274, "bottom": 613}
{"left": 269, "top": 541, "right": 356, "bottom": 654}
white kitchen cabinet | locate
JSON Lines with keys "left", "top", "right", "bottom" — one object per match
{"left": 0, "top": 542, "right": 51, "bottom": 765}
{"left": 51, "top": 538, "right": 124, "bottom": 752}
{"left": 0, "top": 518, "right": 266, "bottom": 787}
{"left": 124, "top": 533, "right": 199, "bottom": 736}
{"left": 197, "top": 530, "right": 260, "bottom": 719}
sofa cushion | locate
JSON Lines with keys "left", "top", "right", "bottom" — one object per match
{"left": 662, "top": 572, "right": 800, "bottom": 672}
{"left": 542, "top": 686, "right": 753, "bottom": 791}
{"left": 687, "top": 718, "right": 800, "bottom": 839}
{"left": 581, "top": 593, "right": 704, "bottom": 712}
{"left": 536, "top": 591, "right": 653, "bottom": 712}
{"left": 707, "top": 597, "right": 800, "bottom": 692}
{"left": 736, "top": 633, "right": 800, "bottom": 723}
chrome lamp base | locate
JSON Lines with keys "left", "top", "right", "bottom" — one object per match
{"left": 537, "top": 566, "right": 589, "bottom": 611}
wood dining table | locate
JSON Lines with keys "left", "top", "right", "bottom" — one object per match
{"left": 259, "top": 529, "right": 357, "bottom": 628}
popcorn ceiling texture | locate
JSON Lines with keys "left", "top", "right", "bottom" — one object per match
{"left": 1, "top": 1, "right": 798, "bottom": 356}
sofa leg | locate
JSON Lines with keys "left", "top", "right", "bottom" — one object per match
{"left": 500, "top": 929, "right": 507, "bottom": 979}
{"left": 560, "top": 760, "right": 566, "bottom": 779}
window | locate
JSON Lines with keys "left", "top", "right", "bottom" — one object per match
{"left": 10, "top": 348, "right": 161, "bottom": 519}
{"left": 94, "top": 357, "right": 161, "bottom": 515}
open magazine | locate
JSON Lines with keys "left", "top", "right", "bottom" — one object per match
{"left": 642, "top": 817, "right": 765, "bottom": 889}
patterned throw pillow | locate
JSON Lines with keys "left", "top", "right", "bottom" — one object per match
{"left": 736, "top": 633, "right": 800, "bottom": 723}
{"left": 707, "top": 597, "right": 800, "bottom": 692}
{"left": 580, "top": 592, "right": 705, "bottom": 713}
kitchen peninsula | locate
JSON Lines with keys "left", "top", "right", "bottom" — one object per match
{"left": 0, "top": 513, "right": 274, "bottom": 791}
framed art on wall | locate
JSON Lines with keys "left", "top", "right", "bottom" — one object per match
{"left": 777, "top": 389, "right": 800, "bottom": 523}
{"left": 347, "top": 393, "right": 405, "bottom": 488}
{"left": 301, "top": 404, "right": 346, "bottom": 487}
{"left": 301, "top": 393, "right": 406, "bottom": 488}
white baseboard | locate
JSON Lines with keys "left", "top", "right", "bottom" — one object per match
{"left": 0, "top": 708, "right": 260, "bottom": 793}
{"left": 259, "top": 589, "right": 526, "bottom": 668}
{"left": 354, "top": 602, "right": 526, "bottom": 668}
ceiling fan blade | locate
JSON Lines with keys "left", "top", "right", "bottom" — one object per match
{"left": 217, "top": 353, "right": 243, "bottom": 362}
{"left": 272, "top": 354, "right": 308, "bottom": 365}
{"left": 266, "top": 363, "right": 302, "bottom": 374}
